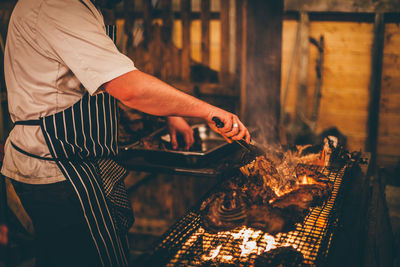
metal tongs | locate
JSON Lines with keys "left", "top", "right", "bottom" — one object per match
{"left": 212, "top": 117, "right": 263, "bottom": 157}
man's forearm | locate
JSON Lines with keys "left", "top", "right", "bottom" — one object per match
{"left": 103, "top": 70, "right": 215, "bottom": 120}
{"left": 103, "top": 69, "right": 251, "bottom": 143}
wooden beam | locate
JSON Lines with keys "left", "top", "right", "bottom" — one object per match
{"left": 161, "top": 0, "right": 173, "bottom": 44}
{"left": 295, "top": 12, "right": 310, "bottom": 119}
{"left": 243, "top": 0, "right": 283, "bottom": 143}
{"left": 142, "top": 0, "right": 153, "bottom": 48}
{"left": 5, "top": 178, "right": 34, "bottom": 235}
{"left": 239, "top": 0, "right": 246, "bottom": 120}
{"left": 285, "top": 0, "right": 400, "bottom": 13}
{"left": 235, "top": 0, "right": 243, "bottom": 80}
{"left": 181, "top": 0, "right": 191, "bottom": 81}
{"left": 123, "top": 0, "right": 135, "bottom": 48}
{"left": 201, "top": 0, "right": 210, "bottom": 66}
{"left": 220, "top": 0, "right": 230, "bottom": 82}
{"left": 366, "top": 13, "right": 385, "bottom": 171}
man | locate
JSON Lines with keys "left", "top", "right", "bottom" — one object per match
{"left": 1, "top": 0, "right": 250, "bottom": 266}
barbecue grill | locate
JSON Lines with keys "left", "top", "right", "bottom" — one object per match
{"left": 136, "top": 158, "right": 359, "bottom": 266}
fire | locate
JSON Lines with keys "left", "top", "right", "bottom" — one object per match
{"left": 201, "top": 245, "right": 222, "bottom": 261}
{"left": 232, "top": 228, "right": 264, "bottom": 257}
{"left": 199, "top": 226, "right": 280, "bottom": 263}
{"left": 298, "top": 175, "right": 317, "bottom": 185}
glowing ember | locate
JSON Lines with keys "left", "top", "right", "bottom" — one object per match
{"left": 298, "top": 175, "right": 317, "bottom": 185}
{"left": 201, "top": 245, "right": 222, "bottom": 261}
{"left": 199, "top": 226, "right": 280, "bottom": 263}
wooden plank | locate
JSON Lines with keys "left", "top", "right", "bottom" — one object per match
{"left": 239, "top": 0, "right": 246, "bottom": 120}
{"left": 318, "top": 90, "right": 370, "bottom": 112}
{"left": 380, "top": 93, "right": 400, "bottom": 113}
{"left": 285, "top": 0, "right": 400, "bottom": 13}
{"left": 366, "top": 13, "right": 385, "bottom": 170}
{"left": 378, "top": 114, "right": 400, "bottom": 136}
{"left": 201, "top": 0, "right": 210, "bottom": 66}
{"left": 219, "top": 0, "right": 230, "bottom": 82}
{"left": 235, "top": 0, "right": 243, "bottom": 82}
{"left": 295, "top": 12, "right": 310, "bottom": 119}
{"left": 376, "top": 155, "right": 400, "bottom": 167}
{"left": 316, "top": 112, "right": 368, "bottom": 135}
{"left": 5, "top": 178, "right": 34, "bottom": 235}
{"left": 143, "top": 0, "right": 153, "bottom": 48}
{"left": 181, "top": 0, "right": 191, "bottom": 81}
{"left": 244, "top": 0, "right": 283, "bottom": 142}
{"left": 346, "top": 135, "right": 368, "bottom": 151}
{"left": 377, "top": 136, "right": 400, "bottom": 156}
{"left": 123, "top": 0, "right": 135, "bottom": 49}
{"left": 382, "top": 23, "right": 400, "bottom": 54}
{"left": 161, "top": 0, "right": 173, "bottom": 44}
{"left": 322, "top": 70, "right": 371, "bottom": 91}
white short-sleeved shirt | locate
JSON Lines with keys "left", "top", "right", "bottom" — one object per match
{"left": 1, "top": 0, "right": 136, "bottom": 184}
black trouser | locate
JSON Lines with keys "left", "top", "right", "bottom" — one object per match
{"left": 11, "top": 179, "right": 102, "bottom": 267}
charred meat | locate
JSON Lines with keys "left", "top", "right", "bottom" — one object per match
{"left": 270, "top": 182, "right": 332, "bottom": 212}
{"left": 245, "top": 205, "right": 291, "bottom": 234}
{"left": 201, "top": 190, "right": 248, "bottom": 233}
{"left": 254, "top": 246, "right": 304, "bottom": 267}
{"left": 295, "top": 164, "right": 329, "bottom": 182}
{"left": 201, "top": 155, "right": 333, "bottom": 234}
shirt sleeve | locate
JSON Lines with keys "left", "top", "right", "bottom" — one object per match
{"left": 35, "top": 0, "right": 136, "bottom": 95}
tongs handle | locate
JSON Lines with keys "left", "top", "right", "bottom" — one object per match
{"left": 212, "top": 116, "right": 251, "bottom": 152}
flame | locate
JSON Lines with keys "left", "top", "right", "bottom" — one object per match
{"left": 232, "top": 228, "right": 264, "bottom": 257}
{"left": 201, "top": 245, "right": 222, "bottom": 261}
{"left": 200, "top": 227, "right": 279, "bottom": 263}
{"left": 298, "top": 175, "right": 317, "bottom": 185}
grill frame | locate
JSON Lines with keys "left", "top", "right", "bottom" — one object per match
{"left": 138, "top": 160, "right": 357, "bottom": 266}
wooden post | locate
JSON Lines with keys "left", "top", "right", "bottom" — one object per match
{"left": 295, "top": 12, "right": 310, "bottom": 120}
{"left": 243, "top": 0, "right": 283, "bottom": 144}
{"left": 181, "top": 0, "right": 191, "bottom": 81}
{"left": 143, "top": 0, "right": 153, "bottom": 49}
{"left": 123, "top": 0, "right": 135, "bottom": 49}
{"left": 239, "top": 0, "right": 246, "bottom": 120}
{"left": 201, "top": 0, "right": 210, "bottom": 66}
{"left": 220, "top": 0, "right": 230, "bottom": 83}
{"left": 235, "top": 0, "right": 243, "bottom": 80}
{"left": 366, "top": 13, "right": 385, "bottom": 171}
{"left": 161, "top": 0, "right": 173, "bottom": 44}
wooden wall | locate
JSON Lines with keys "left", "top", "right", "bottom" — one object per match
{"left": 378, "top": 23, "right": 400, "bottom": 166}
{"left": 282, "top": 20, "right": 373, "bottom": 151}
{"left": 282, "top": 19, "right": 400, "bottom": 167}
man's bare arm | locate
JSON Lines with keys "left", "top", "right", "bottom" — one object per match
{"left": 103, "top": 70, "right": 250, "bottom": 142}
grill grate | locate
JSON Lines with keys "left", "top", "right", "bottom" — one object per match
{"left": 144, "top": 163, "right": 351, "bottom": 266}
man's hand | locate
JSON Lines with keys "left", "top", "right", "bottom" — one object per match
{"left": 206, "top": 109, "right": 250, "bottom": 144}
{"left": 167, "top": 117, "right": 194, "bottom": 150}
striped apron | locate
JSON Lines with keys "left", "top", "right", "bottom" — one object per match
{"left": 10, "top": 25, "right": 133, "bottom": 267}
{"left": 12, "top": 92, "right": 134, "bottom": 267}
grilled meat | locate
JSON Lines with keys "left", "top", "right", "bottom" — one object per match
{"left": 270, "top": 182, "right": 332, "bottom": 212}
{"left": 201, "top": 160, "right": 333, "bottom": 234}
{"left": 254, "top": 246, "right": 304, "bottom": 267}
{"left": 245, "top": 205, "right": 290, "bottom": 234}
{"left": 295, "top": 164, "right": 328, "bottom": 182}
{"left": 201, "top": 190, "right": 248, "bottom": 233}
{"left": 245, "top": 178, "right": 277, "bottom": 205}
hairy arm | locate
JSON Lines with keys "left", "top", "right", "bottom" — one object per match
{"left": 103, "top": 70, "right": 250, "bottom": 142}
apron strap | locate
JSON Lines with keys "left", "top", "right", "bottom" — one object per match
{"left": 14, "top": 120, "right": 41, "bottom": 126}
{"left": 11, "top": 142, "right": 57, "bottom": 161}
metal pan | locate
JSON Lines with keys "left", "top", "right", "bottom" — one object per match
{"left": 120, "top": 124, "right": 236, "bottom": 167}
